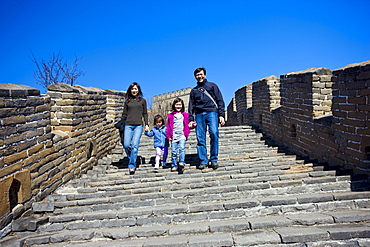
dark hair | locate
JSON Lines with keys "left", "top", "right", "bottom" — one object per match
{"left": 172, "top": 97, "right": 185, "bottom": 112}
{"left": 125, "top": 82, "right": 143, "bottom": 103}
{"left": 153, "top": 114, "right": 165, "bottom": 125}
{"left": 194, "top": 67, "right": 206, "bottom": 76}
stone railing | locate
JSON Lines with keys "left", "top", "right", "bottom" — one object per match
{"left": 0, "top": 83, "right": 125, "bottom": 236}
{"left": 230, "top": 60, "right": 370, "bottom": 176}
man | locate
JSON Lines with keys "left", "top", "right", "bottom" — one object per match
{"left": 188, "top": 67, "right": 225, "bottom": 170}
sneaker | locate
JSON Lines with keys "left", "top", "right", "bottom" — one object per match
{"left": 179, "top": 163, "right": 185, "bottom": 170}
{"left": 171, "top": 168, "right": 178, "bottom": 172}
{"left": 129, "top": 168, "right": 136, "bottom": 175}
{"left": 211, "top": 161, "right": 218, "bottom": 170}
{"left": 198, "top": 164, "right": 206, "bottom": 170}
{"left": 154, "top": 164, "right": 160, "bottom": 169}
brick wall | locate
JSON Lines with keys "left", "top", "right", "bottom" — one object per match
{"left": 234, "top": 84, "right": 252, "bottom": 125}
{"left": 151, "top": 88, "right": 191, "bottom": 126}
{"left": 0, "top": 83, "right": 125, "bottom": 234}
{"left": 231, "top": 60, "right": 370, "bottom": 177}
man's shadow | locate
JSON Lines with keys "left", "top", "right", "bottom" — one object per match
{"left": 112, "top": 156, "right": 145, "bottom": 169}
{"left": 147, "top": 154, "right": 200, "bottom": 169}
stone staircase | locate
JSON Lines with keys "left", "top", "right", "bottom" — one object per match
{"left": 2, "top": 126, "right": 370, "bottom": 246}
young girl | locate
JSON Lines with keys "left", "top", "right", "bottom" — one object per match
{"left": 145, "top": 115, "right": 169, "bottom": 170}
{"left": 122, "top": 82, "right": 149, "bottom": 175}
{"left": 166, "top": 98, "right": 191, "bottom": 172}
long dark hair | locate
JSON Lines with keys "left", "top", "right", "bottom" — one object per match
{"left": 171, "top": 97, "right": 185, "bottom": 112}
{"left": 125, "top": 82, "right": 143, "bottom": 103}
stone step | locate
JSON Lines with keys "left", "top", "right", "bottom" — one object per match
{"left": 3, "top": 125, "right": 370, "bottom": 246}
{"left": 7, "top": 209, "right": 370, "bottom": 246}
{"left": 33, "top": 191, "right": 369, "bottom": 229}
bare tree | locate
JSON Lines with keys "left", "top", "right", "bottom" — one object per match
{"left": 30, "top": 51, "right": 85, "bottom": 89}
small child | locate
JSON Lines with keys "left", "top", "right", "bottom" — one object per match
{"left": 166, "top": 98, "right": 191, "bottom": 172}
{"left": 145, "top": 115, "right": 169, "bottom": 169}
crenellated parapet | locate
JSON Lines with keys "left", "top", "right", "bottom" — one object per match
{"left": 0, "top": 83, "right": 125, "bottom": 235}
{"left": 229, "top": 60, "right": 370, "bottom": 177}
{"left": 151, "top": 88, "right": 191, "bottom": 125}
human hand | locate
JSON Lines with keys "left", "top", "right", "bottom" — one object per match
{"left": 219, "top": 116, "right": 225, "bottom": 126}
{"left": 145, "top": 125, "right": 149, "bottom": 132}
{"left": 189, "top": 121, "right": 197, "bottom": 129}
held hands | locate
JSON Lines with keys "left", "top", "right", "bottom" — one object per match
{"left": 144, "top": 125, "right": 149, "bottom": 132}
{"left": 188, "top": 121, "right": 197, "bottom": 129}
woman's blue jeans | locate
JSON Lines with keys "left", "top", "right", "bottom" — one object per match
{"left": 171, "top": 139, "right": 186, "bottom": 168}
{"left": 195, "top": 111, "right": 219, "bottom": 165}
{"left": 124, "top": 125, "right": 143, "bottom": 169}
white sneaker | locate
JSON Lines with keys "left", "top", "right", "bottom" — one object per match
{"left": 154, "top": 164, "right": 160, "bottom": 169}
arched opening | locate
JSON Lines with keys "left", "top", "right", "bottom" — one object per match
{"left": 9, "top": 179, "right": 21, "bottom": 210}
{"left": 365, "top": 146, "right": 370, "bottom": 161}
{"left": 86, "top": 140, "right": 96, "bottom": 159}
{"left": 290, "top": 124, "right": 297, "bottom": 139}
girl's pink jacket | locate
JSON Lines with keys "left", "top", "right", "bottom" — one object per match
{"left": 166, "top": 112, "right": 191, "bottom": 140}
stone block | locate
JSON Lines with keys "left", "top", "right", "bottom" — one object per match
{"left": 50, "top": 229, "right": 95, "bottom": 243}
{"left": 275, "top": 226, "right": 330, "bottom": 243}
{"left": 32, "top": 201, "right": 54, "bottom": 212}
{"left": 209, "top": 219, "right": 250, "bottom": 232}
{"left": 323, "top": 225, "right": 370, "bottom": 240}
{"left": 233, "top": 229, "right": 281, "bottom": 246}
{"left": 169, "top": 221, "right": 209, "bottom": 235}
{"left": 188, "top": 233, "right": 233, "bottom": 247}
{"left": 248, "top": 215, "right": 291, "bottom": 229}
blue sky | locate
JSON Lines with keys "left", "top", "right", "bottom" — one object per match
{"left": 1, "top": 0, "right": 369, "bottom": 106}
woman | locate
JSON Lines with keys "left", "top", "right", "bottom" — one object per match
{"left": 122, "top": 82, "right": 149, "bottom": 174}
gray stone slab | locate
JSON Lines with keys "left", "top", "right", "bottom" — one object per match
{"left": 333, "top": 191, "right": 370, "bottom": 200}
{"left": 296, "top": 193, "right": 334, "bottom": 204}
{"left": 100, "top": 218, "right": 136, "bottom": 228}
{"left": 100, "top": 227, "right": 130, "bottom": 239}
{"left": 65, "top": 220, "right": 101, "bottom": 230}
{"left": 32, "top": 202, "right": 55, "bottom": 212}
{"left": 233, "top": 229, "right": 281, "bottom": 246}
{"left": 223, "top": 198, "right": 259, "bottom": 210}
{"left": 285, "top": 213, "right": 334, "bottom": 225}
{"left": 188, "top": 202, "right": 224, "bottom": 212}
{"left": 144, "top": 235, "right": 188, "bottom": 247}
{"left": 275, "top": 226, "right": 330, "bottom": 243}
{"left": 24, "top": 234, "right": 51, "bottom": 246}
{"left": 248, "top": 215, "right": 291, "bottom": 229}
{"left": 209, "top": 219, "right": 250, "bottom": 232}
{"left": 260, "top": 197, "right": 297, "bottom": 206}
{"left": 172, "top": 212, "right": 209, "bottom": 223}
{"left": 326, "top": 210, "right": 370, "bottom": 223}
{"left": 152, "top": 205, "right": 189, "bottom": 215}
{"left": 136, "top": 216, "right": 172, "bottom": 226}
{"left": 82, "top": 211, "right": 117, "bottom": 220}
{"left": 118, "top": 207, "right": 153, "bottom": 218}
{"left": 322, "top": 224, "right": 370, "bottom": 240}
{"left": 169, "top": 222, "right": 209, "bottom": 235}
{"left": 209, "top": 210, "right": 245, "bottom": 220}
{"left": 129, "top": 225, "right": 169, "bottom": 238}
{"left": 49, "top": 229, "right": 95, "bottom": 243}
{"left": 188, "top": 232, "right": 233, "bottom": 247}
{"left": 49, "top": 213, "right": 82, "bottom": 223}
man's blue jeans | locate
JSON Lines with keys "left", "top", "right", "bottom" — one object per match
{"left": 195, "top": 111, "right": 219, "bottom": 165}
{"left": 124, "top": 125, "right": 143, "bottom": 169}
{"left": 171, "top": 139, "right": 186, "bottom": 169}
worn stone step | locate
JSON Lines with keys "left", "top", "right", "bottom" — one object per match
{"left": 4, "top": 125, "right": 369, "bottom": 246}
{"left": 9, "top": 210, "right": 370, "bottom": 246}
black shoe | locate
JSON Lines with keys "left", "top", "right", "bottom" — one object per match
{"left": 198, "top": 164, "right": 206, "bottom": 170}
{"left": 129, "top": 168, "right": 136, "bottom": 175}
{"left": 211, "top": 161, "right": 218, "bottom": 170}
